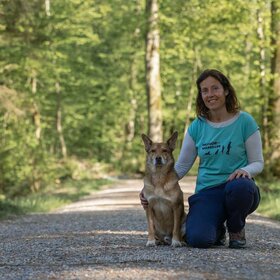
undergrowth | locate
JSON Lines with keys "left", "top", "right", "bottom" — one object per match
{"left": 0, "top": 178, "right": 110, "bottom": 219}
{"left": 257, "top": 179, "right": 280, "bottom": 221}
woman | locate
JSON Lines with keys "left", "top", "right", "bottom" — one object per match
{"left": 140, "top": 69, "right": 264, "bottom": 249}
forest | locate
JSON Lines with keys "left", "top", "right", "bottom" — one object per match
{"left": 0, "top": 0, "right": 279, "bottom": 217}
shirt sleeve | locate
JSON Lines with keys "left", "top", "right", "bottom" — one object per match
{"left": 242, "top": 112, "right": 259, "bottom": 141}
{"left": 240, "top": 130, "right": 264, "bottom": 177}
{"left": 174, "top": 132, "right": 197, "bottom": 179}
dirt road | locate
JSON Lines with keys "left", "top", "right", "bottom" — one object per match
{"left": 0, "top": 177, "right": 279, "bottom": 279}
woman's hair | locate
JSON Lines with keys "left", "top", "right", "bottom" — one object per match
{"left": 195, "top": 69, "right": 240, "bottom": 118}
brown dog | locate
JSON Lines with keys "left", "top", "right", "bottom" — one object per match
{"left": 141, "top": 131, "right": 186, "bottom": 247}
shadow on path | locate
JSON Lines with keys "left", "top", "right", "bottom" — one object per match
{"left": 0, "top": 177, "right": 279, "bottom": 280}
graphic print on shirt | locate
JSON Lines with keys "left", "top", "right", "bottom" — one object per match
{"left": 226, "top": 141, "right": 232, "bottom": 155}
{"left": 202, "top": 141, "right": 232, "bottom": 156}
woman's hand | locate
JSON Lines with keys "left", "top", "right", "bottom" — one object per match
{"left": 227, "top": 169, "right": 251, "bottom": 181}
{"left": 139, "top": 190, "right": 149, "bottom": 209}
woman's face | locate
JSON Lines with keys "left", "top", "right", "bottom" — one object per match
{"left": 200, "top": 76, "right": 227, "bottom": 112}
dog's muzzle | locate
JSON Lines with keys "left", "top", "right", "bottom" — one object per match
{"left": 155, "top": 156, "right": 163, "bottom": 165}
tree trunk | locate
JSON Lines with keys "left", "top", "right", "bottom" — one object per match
{"left": 45, "top": 0, "right": 50, "bottom": 16}
{"left": 125, "top": 0, "right": 141, "bottom": 144}
{"left": 31, "top": 73, "right": 41, "bottom": 141}
{"left": 30, "top": 72, "right": 41, "bottom": 192}
{"left": 145, "top": 0, "right": 162, "bottom": 142}
{"left": 56, "top": 81, "right": 67, "bottom": 159}
{"left": 257, "top": 7, "right": 268, "bottom": 150}
{"left": 184, "top": 46, "right": 202, "bottom": 132}
{"left": 270, "top": 0, "right": 280, "bottom": 158}
{"left": 126, "top": 65, "right": 137, "bottom": 143}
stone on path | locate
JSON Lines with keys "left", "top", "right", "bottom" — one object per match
{"left": 0, "top": 177, "right": 279, "bottom": 280}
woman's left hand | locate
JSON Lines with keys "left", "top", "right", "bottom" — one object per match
{"left": 227, "top": 169, "right": 251, "bottom": 181}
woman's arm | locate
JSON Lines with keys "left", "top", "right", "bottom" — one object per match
{"left": 174, "top": 132, "right": 197, "bottom": 179}
{"left": 240, "top": 130, "right": 264, "bottom": 177}
{"left": 229, "top": 130, "right": 264, "bottom": 181}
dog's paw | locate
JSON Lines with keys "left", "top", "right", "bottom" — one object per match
{"left": 146, "top": 240, "right": 156, "bottom": 247}
{"left": 171, "top": 239, "right": 184, "bottom": 248}
{"left": 181, "top": 241, "right": 187, "bottom": 246}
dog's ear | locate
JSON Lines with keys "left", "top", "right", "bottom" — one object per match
{"left": 141, "top": 134, "right": 153, "bottom": 152}
{"left": 167, "top": 131, "right": 178, "bottom": 151}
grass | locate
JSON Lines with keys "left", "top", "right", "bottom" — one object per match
{"left": 257, "top": 179, "right": 280, "bottom": 221}
{"left": 0, "top": 178, "right": 111, "bottom": 219}
{"left": 1, "top": 175, "right": 279, "bottom": 222}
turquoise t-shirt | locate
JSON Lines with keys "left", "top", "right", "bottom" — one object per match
{"left": 188, "top": 111, "right": 259, "bottom": 193}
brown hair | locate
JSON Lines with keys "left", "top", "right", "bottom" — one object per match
{"left": 195, "top": 69, "right": 240, "bottom": 118}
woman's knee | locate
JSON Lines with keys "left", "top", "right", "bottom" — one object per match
{"left": 186, "top": 227, "right": 216, "bottom": 248}
{"left": 225, "top": 178, "right": 260, "bottom": 214}
{"left": 225, "top": 178, "right": 257, "bottom": 198}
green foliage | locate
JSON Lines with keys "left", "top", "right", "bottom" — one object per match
{"left": 0, "top": 0, "right": 280, "bottom": 202}
{"left": 257, "top": 180, "right": 280, "bottom": 220}
{"left": 0, "top": 178, "right": 110, "bottom": 219}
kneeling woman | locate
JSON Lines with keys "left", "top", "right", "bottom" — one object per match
{"left": 140, "top": 69, "right": 263, "bottom": 249}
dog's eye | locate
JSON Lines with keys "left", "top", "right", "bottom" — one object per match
{"left": 162, "top": 149, "right": 168, "bottom": 153}
{"left": 150, "top": 149, "right": 156, "bottom": 153}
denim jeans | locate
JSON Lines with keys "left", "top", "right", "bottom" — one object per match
{"left": 185, "top": 177, "right": 260, "bottom": 248}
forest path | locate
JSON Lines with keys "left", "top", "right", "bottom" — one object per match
{"left": 0, "top": 177, "right": 280, "bottom": 280}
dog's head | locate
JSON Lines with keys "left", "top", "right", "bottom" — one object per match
{"left": 141, "top": 131, "right": 178, "bottom": 168}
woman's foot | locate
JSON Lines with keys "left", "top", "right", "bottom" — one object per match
{"left": 229, "top": 228, "right": 246, "bottom": 249}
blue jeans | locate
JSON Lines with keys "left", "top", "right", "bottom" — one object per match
{"left": 185, "top": 178, "right": 260, "bottom": 248}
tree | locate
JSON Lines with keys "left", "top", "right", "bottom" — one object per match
{"left": 271, "top": 0, "right": 280, "bottom": 156}
{"left": 2, "top": 0, "right": 280, "bottom": 198}
{"left": 145, "top": 0, "right": 162, "bottom": 142}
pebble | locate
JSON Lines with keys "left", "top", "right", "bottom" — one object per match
{"left": 0, "top": 178, "right": 279, "bottom": 279}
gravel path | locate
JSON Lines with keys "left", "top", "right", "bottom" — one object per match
{"left": 0, "top": 177, "right": 280, "bottom": 280}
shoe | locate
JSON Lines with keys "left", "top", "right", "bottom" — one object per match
{"left": 229, "top": 228, "right": 246, "bottom": 249}
{"left": 214, "top": 225, "right": 226, "bottom": 246}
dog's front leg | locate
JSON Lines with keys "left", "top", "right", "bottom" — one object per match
{"left": 171, "top": 205, "right": 184, "bottom": 247}
{"left": 145, "top": 207, "right": 156, "bottom": 247}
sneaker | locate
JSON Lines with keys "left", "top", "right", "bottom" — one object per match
{"left": 229, "top": 228, "right": 246, "bottom": 249}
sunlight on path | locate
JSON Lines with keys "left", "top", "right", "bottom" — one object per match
{"left": 57, "top": 177, "right": 196, "bottom": 213}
